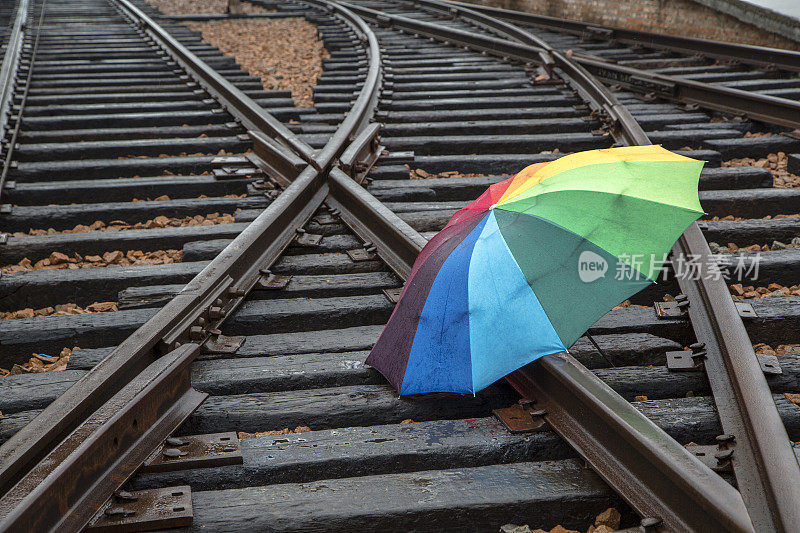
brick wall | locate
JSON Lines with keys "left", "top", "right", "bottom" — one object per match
{"left": 465, "top": 0, "right": 800, "bottom": 50}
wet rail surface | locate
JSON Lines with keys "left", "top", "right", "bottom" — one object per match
{"left": 0, "top": 0, "right": 799, "bottom": 531}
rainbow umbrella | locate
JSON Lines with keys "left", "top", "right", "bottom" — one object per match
{"left": 367, "top": 145, "right": 704, "bottom": 395}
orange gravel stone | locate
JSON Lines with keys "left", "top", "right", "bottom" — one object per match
{"left": 732, "top": 283, "right": 799, "bottom": 299}
{"left": 0, "top": 346, "right": 77, "bottom": 377}
{"left": 14, "top": 212, "right": 235, "bottom": 237}
{"left": 785, "top": 393, "right": 800, "bottom": 407}
{"left": 238, "top": 426, "right": 312, "bottom": 439}
{"left": 186, "top": 19, "right": 328, "bottom": 107}
{"left": 2, "top": 302, "right": 118, "bottom": 321}
{"left": 723, "top": 152, "right": 800, "bottom": 188}
{"left": 409, "top": 167, "right": 488, "bottom": 179}
{"left": 2, "top": 249, "right": 183, "bottom": 273}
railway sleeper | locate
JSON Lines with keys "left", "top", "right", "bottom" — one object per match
{"left": 5, "top": 175, "right": 250, "bottom": 205}
{"left": 3, "top": 372, "right": 800, "bottom": 446}
{"left": 0, "top": 195, "right": 265, "bottom": 233}
{"left": 0, "top": 286, "right": 799, "bottom": 364}
{"left": 2, "top": 204, "right": 797, "bottom": 265}
{"left": 0, "top": 334, "right": 780, "bottom": 422}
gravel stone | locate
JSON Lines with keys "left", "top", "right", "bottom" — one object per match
{"left": 500, "top": 526, "right": 532, "bottom": 533}
{"left": 763, "top": 290, "right": 787, "bottom": 298}
{"left": 14, "top": 212, "right": 235, "bottom": 237}
{"left": 2, "top": 301, "right": 118, "bottom": 320}
{"left": 239, "top": 426, "right": 311, "bottom": 438}
{"left": 2, "top": 249, "right": 183, "bottom": 273}
{"left": 186, "top": 19, "right": 328, "bottom": 107}
{"left": 410, "top": 168, "right": 488, "bottom": 179}
{"left": 723, "top": 152, "right": 800, "bottom": 188}
{"left": 594, "top": 508, "right": 621, "bottom": 530}
{"left": 0, "top": 346, "right": 76, "bottom": 377}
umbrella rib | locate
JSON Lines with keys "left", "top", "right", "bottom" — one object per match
{"left": 499, "top": 186, "right": 704, "bottom": 214}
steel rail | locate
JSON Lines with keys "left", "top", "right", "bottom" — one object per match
{"left": 574, "top": 56, "right": 800, "bottom": 130}
{"left": 0, "top": 0, "right": 31, "bottom": 204}
{"left": 407, "top": 0, "right": 644, "bottom": 146}
{"left": 401, "top": 0, "right": 554, "bottom": 72}
{"left": 0, "top": 1, "right": 394, "bottom": 530}
{"left": 0, "top": 0, "right": 28, "bottom": 139}
{"left": 334, "top": 2, "right": 800, "bottom": 530}
{"left": 452, "top": 0, "right": 800, "bottom": 72}
{"left": 445, "top": 0, "right": 800, "bottom": 130}
{"left": 328, "top": 166, "right": 427, "bottom": 279}
{"left": 427, "top": 5, "right": 800, "bottom": 528}
{"left": 403, "top": 3, "right": 800, "bottom": 529}
{"left": 340, "top": 1, "right": 754, "bottom": 530}
{"left": 301, "top": 1, "right": 426, "bottom": 281}
{"left": 669, "top": 225, "right": 800, "bottom": 532}
{"left": 386, "top": 0, "right": 800, "bottom": 130}
{"left": 113, "top": 0, "right": 319, "bottom": 167}
{"left": 0, "top": 344, "right": 206, "bottom": 532}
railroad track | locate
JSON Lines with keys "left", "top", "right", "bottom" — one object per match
{"left": 0, "top": 0, "right": 799, "bottom": 530}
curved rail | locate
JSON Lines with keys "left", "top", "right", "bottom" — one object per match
{"left": 398, "top": 0, "right": 800, "bottom": 130}
{"left": 328, "top": 1, "right": 800, "bottom": 530}
{"left": 0, "top": 0, "right": 28, "bottom": 140}
{"left": 0, "top": 0, "right": 31, "bottom": 204}
{"left": 3, "top": 1, "right": 798, "bottom": 529}
{"left": 427, "top": 4, "right": 800, "bottom": 529}
{"left": 451, "top": 1, "right": 800, "bottom": 72}
{"left": 574, "top": 55, "right": 800, "bottom": 130}
{"left": 0, "top": 1, "right": 405, "bottom": 530}
{"left": 409, "top": 0, "right": 645, "bottom": 146}
{"left": 337, "top": 3, "right": 750, "bottom": 531}
{"left": 115, "top": 0, "right": 318, "bottom": 166}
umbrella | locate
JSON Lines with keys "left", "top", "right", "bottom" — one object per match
{"left": 366, "top": 145, "right": 705, "bottom": 396}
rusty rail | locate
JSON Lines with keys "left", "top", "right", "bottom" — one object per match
{"left": 574, "top": 56, "right": 800, "bottom": 130}
{"left": 0, "top": 0, "right": 28, "bottom": 141}
{"left": 388, "top": 0, "right": 800, "bottom": 130}
{"left": 0, "top": 0, "right": 33, "bottom": 205}
{"left": 452, "top": 1, "right": 800, "bottom": 72}
{"left": 438, "top": 5, "right": 800, "bottom": 529}
{"left": 0, "top": 0, "right": 392, "bottom": 529}
{"left": 333, "top": 1, "right": 800, "bottom": 530}
{"left": 4, "top": 0, "right": 798, "bottom": 530}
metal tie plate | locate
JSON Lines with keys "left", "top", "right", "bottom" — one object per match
{"left": 654, "top": 300, "right": 689, "bottom": 318}
{"left": 295, "top": 232, "right": 323, "bottom": 246}
{"left": 212, "top": 167, "right": 260, "bottom": 180}
{"left": 142, "top": 432, "right": 243, "bottom": 474}
{"left": 382, "top": 287, "right": 402, "bottom": 303}
{"left": 256, "top": 272, "right": 292, "bottom": 290}
{"left": 685, "top": 444, "right": 734, "bottom": 473}
{"left": 346, "top": 248, "right": 376, "bottom": 262}
{"left": 210, "top": 155, "right": 249, "bottom": 167}
{"left": 666, "top": 350, "right": 702, "bottom": 371}
{"left": 86, "top": 486, "right": 193, "bottom": 532}
{"left": 493, "top": 403, "right": 547, "bottom": 434}
{"left": 203, "top": 334, "right": 244, "bottom": 354}
{"left": 758, "top": 354, "right": 782, "bottom": 375}
{"left": 734, "top": 300, "right": 758, "bottom": 318}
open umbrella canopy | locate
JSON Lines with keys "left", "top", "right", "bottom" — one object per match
{"left": 367, "top": 145, "right": 705, "bottom": 395}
